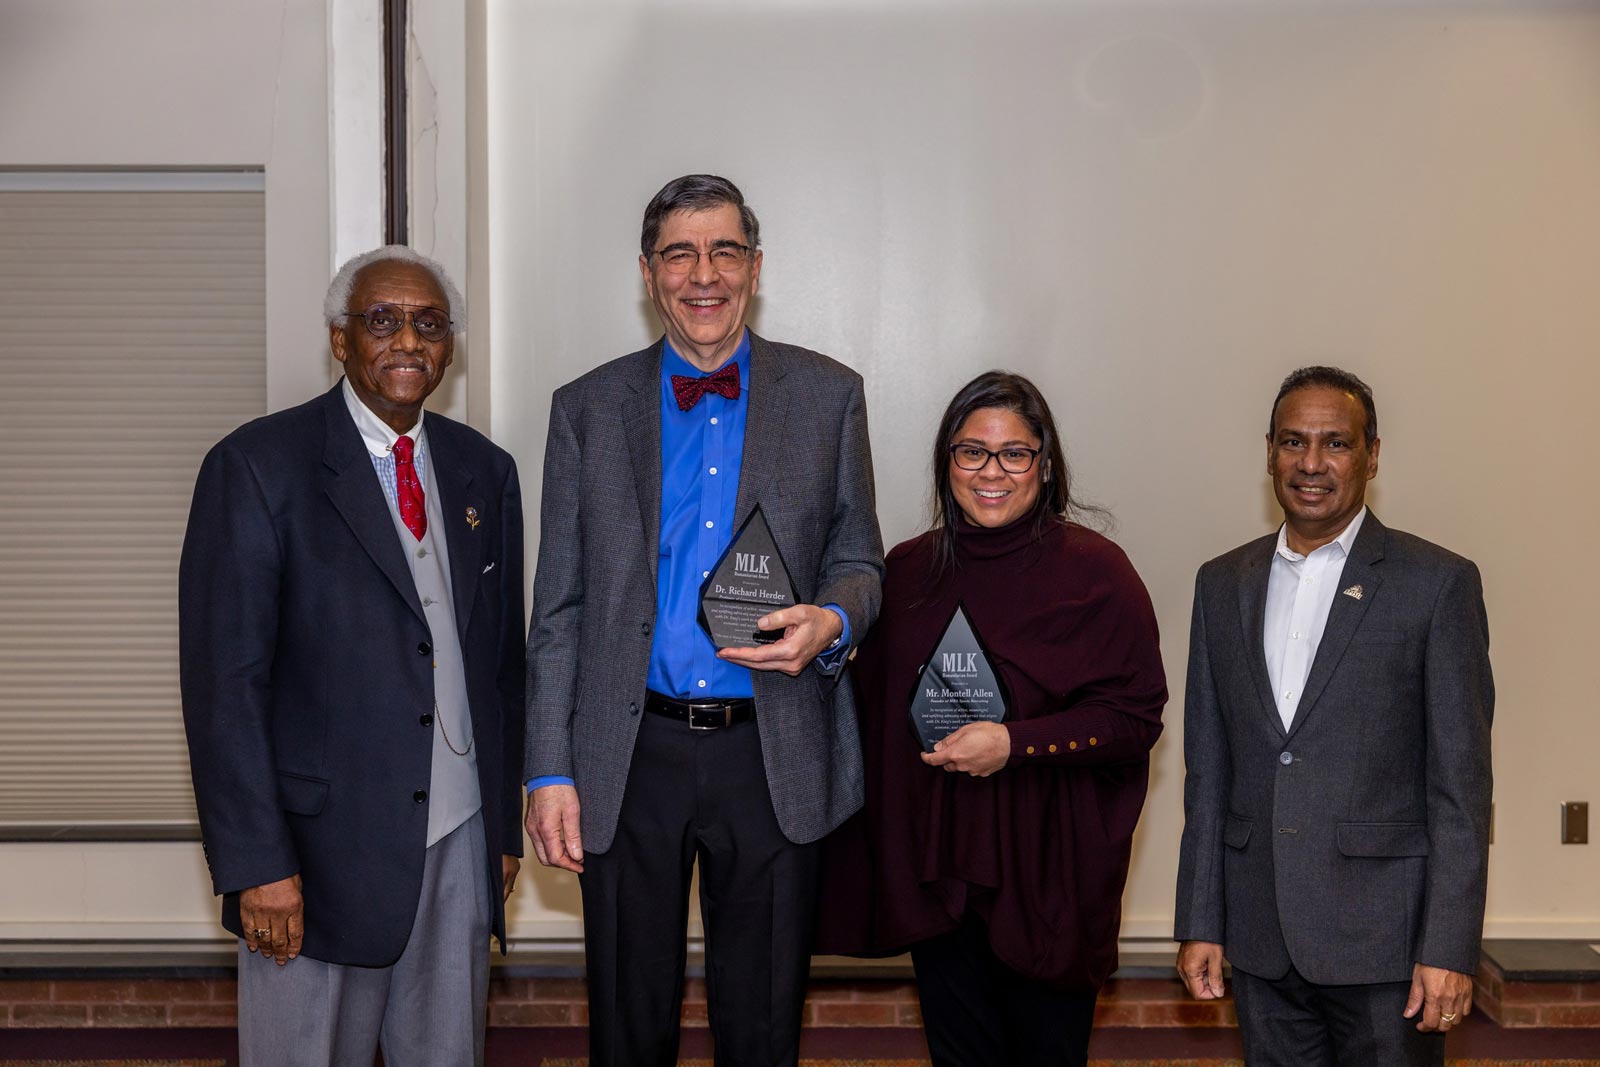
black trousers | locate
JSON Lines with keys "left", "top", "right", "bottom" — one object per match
{"left": 579, "top": 711, "right": 820, "bottom": 1067}
{"left": 910, "top": 913, "right": 1098, "bottom": 1067}
{"left": 1232, "top": 963, "right": 1445, "bottom": 1067}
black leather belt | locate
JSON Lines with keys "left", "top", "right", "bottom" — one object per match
{"left": 644, "top": 690, "right": 755, "bottom": 730}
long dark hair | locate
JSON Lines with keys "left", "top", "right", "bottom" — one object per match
{"left": 926, "top": 370, "right": 1105, "bottom": 580}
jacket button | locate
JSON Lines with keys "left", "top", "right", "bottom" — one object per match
{"left": 641, "top": 622, "right": 651, "bottom": 635}
{"left": 420, "top": 713, "right": 433, "bottom": 727}
{"left": 1069, "top": 741, "right": 1078, "bottom": 750}
{"left": 1025, "top": 745, "right": 1035, "bottom": 755}
{"left": 1279, "top": 751, "right": 1293, "bottom": 765}
{"left": 413, "top": 789, "right": 428, "bottom": 803}
{"left": 418, "top": 642, "right": 431, "bottom": 656}
{"left": 1048, "top": 744, "right": 1058, "bottom": 753}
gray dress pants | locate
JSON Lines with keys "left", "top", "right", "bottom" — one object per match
{"left": 238, "top": 812, "right": 491, "bottom": 1067}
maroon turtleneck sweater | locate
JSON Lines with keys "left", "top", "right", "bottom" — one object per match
{"left": 816, "top": 515, "right": 1167, "bottom": 989}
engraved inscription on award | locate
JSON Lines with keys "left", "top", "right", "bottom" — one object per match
{"left": 698, "top": 505, "right": 798, "bottom": 649}
{"left": 908, "top": 604, "right": 1009, "bottom": 753}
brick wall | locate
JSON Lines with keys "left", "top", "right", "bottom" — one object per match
{"left": 0, "top": 975, "right": 1226, "bottom": 1030}
{"left": 1473, "top": 957, "right": 1600, "bottom": 1028}
{"left": 0, "top": 978, "right": 238, "bottom": 1028}
{"left": 4, "top": 969, "right": 1596, "bottom": 1029}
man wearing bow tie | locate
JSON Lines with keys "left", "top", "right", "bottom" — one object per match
{"left": 524, "top": 174, "right": 884, "bottom": 1067}
{"left": 180, "top": 247, "right": 526, "bottom": 1066}
{"left": 1174, "top": 367, "right": 1494, "bottom": 1066}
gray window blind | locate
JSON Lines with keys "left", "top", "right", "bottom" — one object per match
{"left": 0, "top": 182, "right": 265, "bottom": 836}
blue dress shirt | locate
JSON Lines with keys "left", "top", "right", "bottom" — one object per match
{"left": 529, "top": 332, "right": 848, "bottom": 792}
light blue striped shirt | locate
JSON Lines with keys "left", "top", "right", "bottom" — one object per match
{"left": 341, "top": 377, "right": 429, "bottom": 498}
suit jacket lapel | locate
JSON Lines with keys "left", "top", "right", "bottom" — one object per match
{"left": 733, "top": 332, "right": 790, "bottom": 525}
{"left": 319, "top": 388, "right": 427, "bottom": 625}
{"left": 428, "top": 421, "right": 483, "bottom": 645}
{"left": 1236, "top": 544, "right": 1285, "bottom": 737}
{"left": 623, "top": 341, "right": 664, "bottom": 590}
{"left": 1286, "top": 513, "right": 1386, "bottom": 741}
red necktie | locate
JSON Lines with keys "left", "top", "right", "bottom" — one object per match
{"left": 393, "top": 435, "right": 427, "bottom": 541}
{"left": 670, "top": 362, "right": 741, "bottom": 411}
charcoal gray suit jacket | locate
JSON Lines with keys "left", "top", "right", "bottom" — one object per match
{"left": 524, "top": 333, "right": 885, "bottom": 854}
{"left": 1174, "top": 512, "right": 1494, "bottom": 984}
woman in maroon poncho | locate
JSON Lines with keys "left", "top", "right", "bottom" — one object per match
{"left": 816, "top": 371, "right": 1167, "bottom": 1066}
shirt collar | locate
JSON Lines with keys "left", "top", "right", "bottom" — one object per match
{"left": 341, "top": 376, "right": 424, "bottom": 459}
{"left": 1274, "top": 505, "right": 1368, "bottom": 563}
{"left": 661, "top": 329, "right": 752, "bottom": 382}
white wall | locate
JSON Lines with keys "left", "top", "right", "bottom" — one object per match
{"left": 0, "top": 0, "right": 335, "bottom": 941}
{"left": 0, "top": 0, "right": 333, "bottom": 411}
{"left": 488, "top": 0, "right": 1600, "bottom": 940}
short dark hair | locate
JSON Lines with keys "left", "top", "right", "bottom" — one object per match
{"left": 926, "top": 370, "right": 1106, "bottom": 579}
{"left": 1269, "top": 365, "right": 1379, "bottom": 448}
{"left": 640, "top": 174, "right": 760, "bottom": 259}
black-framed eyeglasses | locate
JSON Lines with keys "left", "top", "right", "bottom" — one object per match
{"left": 652, "top": 244, "right": 751, "bottom": 274}
{"left": 340, "top": 302, "right": 453, "bottom": 342}
{"left": 948, "top": 444, "right": 1041, "bottom": 474}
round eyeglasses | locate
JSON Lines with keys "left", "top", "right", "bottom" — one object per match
{"left": 340, "top": 302, "right": 453, "bottom": 342}
{"left": 652, "top": 244, "right": 752, "bottom": 274}
{"left": 948, "top": 443, "right": 1041, "bottom": 474}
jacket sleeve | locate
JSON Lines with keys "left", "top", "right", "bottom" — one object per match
{"left": 1415, "top": 561, "right": 1494, "bottom": 974}
{"left": 1004, "top": 554, "right": 1166, "bottom": 767}
{"left": 810, "top": 373, "right": 886, "bottom": 678}
{"left": 178, "top": 441, "right": 298, "bottom": 896}
{"left": 497, "top": 457, "right": 528, "bottom": 854}
{"left": 524, "top": 391, "right": 583, "bottom": 781}
{"left": 1174, "top": 568, "right": 1230, "bottom": 944}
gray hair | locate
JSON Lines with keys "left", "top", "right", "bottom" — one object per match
{"left": 323, "top": 245, "right": 467, "bottom": 332}
{"left": 641, "top": 174, "right": 760, "bottom": 260}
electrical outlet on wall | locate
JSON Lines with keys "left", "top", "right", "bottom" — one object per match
{"left": 1561, "top": 802, "right": 1588, "bottom": 845}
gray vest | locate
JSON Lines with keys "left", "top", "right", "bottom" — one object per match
{"left": 385, "top": 445, "right": 481, "bottom": 846}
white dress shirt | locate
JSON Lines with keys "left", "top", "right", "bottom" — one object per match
{"left": 1263, "top": 506, "right": 1367, "bottom": 732}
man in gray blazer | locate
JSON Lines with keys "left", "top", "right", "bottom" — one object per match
{"left": 523, "top": 174, "right": 884, "bottom": 1067}
{"left": 1175, "top": 366, "right": 1493, "bottom": 1065}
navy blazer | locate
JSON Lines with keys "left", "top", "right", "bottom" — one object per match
{"left": 179, "top": 383, "right": 526, "bottom": 967}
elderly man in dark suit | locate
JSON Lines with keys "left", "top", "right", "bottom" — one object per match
{"left": 180, "top": 246, "right": 525, "bottom": 1066}
{"left": 1174, "top": 366, "right": 1494, "bottom": 1065}
{"left": 523, "top": 174, "right": 884, "bottom": 1067}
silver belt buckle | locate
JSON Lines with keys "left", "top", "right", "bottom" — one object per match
{"left": 688, "top": 702, "right": 730, "bottom": 730}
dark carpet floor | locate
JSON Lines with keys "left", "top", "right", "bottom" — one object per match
{"left": 2, "top": 1017, "right": 1596, "bottom": 1065}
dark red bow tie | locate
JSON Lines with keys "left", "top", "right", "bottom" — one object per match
{"left": 670, "top": 362, "right": 741, "bottom": 411}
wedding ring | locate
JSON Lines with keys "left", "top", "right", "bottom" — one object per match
{"left": 253, "top": 928, "right": 270, "bottom": 939}
{"left": 1441, "top": 1012, "right": 1458, "bottom": 1023}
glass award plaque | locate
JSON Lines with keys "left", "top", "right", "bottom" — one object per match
{"left": 698, "top": 505, "right": 798, "bottom": 649}
{"left": 908, "top": 604, "right": 1009, "bottom": 753}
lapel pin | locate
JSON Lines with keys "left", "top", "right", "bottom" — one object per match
{"left": 1342, "top": 584, "right": 1364, "bottom": 600}
{"left": 465, "top": 506, "right": 480, "bottom": 530}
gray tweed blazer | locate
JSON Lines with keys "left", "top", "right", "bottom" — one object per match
{"left": 1175, "top": 513, "right": 1494, "bottom": 984}
{"left": 524, "top": 333, "right": 885, "bottom": 853}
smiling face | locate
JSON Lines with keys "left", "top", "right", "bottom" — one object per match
{"left": 639, "top": 203, "right": 761, "bottom": 372}
{"left": 330, "top": 260, "right": 455, "bottom": 433}
{"left": 948, "top": 407, "right": 1047, "bottom": 529}
{"left": 1268, "top": 385, "right": 1380, "bottom": 553}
